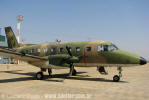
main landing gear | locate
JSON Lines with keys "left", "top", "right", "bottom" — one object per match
{"left": 69, "top": 63, "right": 77, "bottom": 76}
{"left": 70, "top": 69, "right": 77, "bottom": 76}
{"left": 113, "top": 67, "right": 122, "bottom": 82}
{"left": 36, "top": 72, "right": 43, "bottom": 80}
{"left": 35, "top": 66, "right": 77, "bottom": 80}
{"left": 35, "top": 65, "right": 77, "bottom": 80}
{"left": 35, "top": 68, "right": 52, "bottom": 80}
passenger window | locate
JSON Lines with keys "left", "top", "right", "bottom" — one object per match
{"left": 76, "top": 47, "right": 80, "bottom": 52}
{"left": 59, "top": 48, "right": 64, "bottom": 53}
{"left": 51, "top": 48, "right": 56, "bottom": 53}
{"left": 86, "top": 47, "right": 91, "bottom": 51}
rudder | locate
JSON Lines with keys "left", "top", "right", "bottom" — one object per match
{"left": 5, "top": 26, "right": 18, "bottom": 48}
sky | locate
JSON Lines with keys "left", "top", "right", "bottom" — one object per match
{"left": 0, "top": 0, "right": 149, "bottom": 60}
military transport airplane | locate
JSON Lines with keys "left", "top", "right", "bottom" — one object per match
{"left": 0, "top": 26, "right": 147, "bottom": 82}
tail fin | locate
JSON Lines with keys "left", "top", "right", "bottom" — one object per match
{"left": 5, "top": 26, "right": 18, "bottom": 48}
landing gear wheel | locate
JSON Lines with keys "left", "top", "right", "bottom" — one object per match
{"left": 72, "top": 69, "right": 77, "bottom": 76}
{"left": 113, "top": 75, "right": 120, "bottom": 82}
{"left": 36, "top": 72, "right": 43, "bottom": 80}
{"left": 48, "top": 69, "right": 52, "bottom": 76}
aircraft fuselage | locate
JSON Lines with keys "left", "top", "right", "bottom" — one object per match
{"left": 17, "top": 40, "right": 146, "bottom": 68}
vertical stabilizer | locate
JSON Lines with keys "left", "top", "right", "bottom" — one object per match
{"left": 5, "top": 26, "right": 18, "bottom": 48}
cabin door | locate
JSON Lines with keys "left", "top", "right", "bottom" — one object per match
{"left": 83, "top": 45, "right": 96, "bottom": 63}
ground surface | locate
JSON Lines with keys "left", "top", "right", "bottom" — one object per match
{"left": 0, "top": 63, "right": 148, "bottom": 100}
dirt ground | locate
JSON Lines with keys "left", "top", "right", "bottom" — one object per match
{"left": 0, "top": 63, "right": 148, "bottom": 100}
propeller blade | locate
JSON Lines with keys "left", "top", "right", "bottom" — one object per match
{"left": 66, "top": 46, "right": 72, "bottom": 56}
{"left": 66, "top": 46, "right": 77, "bottom": 76}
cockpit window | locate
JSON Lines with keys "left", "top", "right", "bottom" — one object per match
{"left": 86, "top": 47, "right": 91, "bottom": 51}
{"left": 98, "top": 44, "right": 118, "bottom": 52}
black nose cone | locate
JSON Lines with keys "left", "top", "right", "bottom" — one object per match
{"left": 140, "top": 57, "right": 147, "bottom": 65}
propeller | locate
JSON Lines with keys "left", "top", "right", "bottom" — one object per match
{"left": 66, "top": 46, "right": 76, "bottom": 76}
{"left": 66, "top": 46, "right": 72, "bottom": 56}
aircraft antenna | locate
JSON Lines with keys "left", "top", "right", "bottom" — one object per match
{"left": 56, "top": 39, "right": 61, "bottom": 43}
{"left": 17, "top": 15, "right": 24, "bottom": 43}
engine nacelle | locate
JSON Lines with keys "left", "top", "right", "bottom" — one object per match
{"left": 48, "top": 54, "right": 79, "bottom": 67}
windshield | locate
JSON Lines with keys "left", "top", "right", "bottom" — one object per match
{"left": 98, "top": 44, "right": 118, "bottom": 52}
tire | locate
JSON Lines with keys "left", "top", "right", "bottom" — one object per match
{"left": 36, "top": 72, "right": 43, "bottom": 80}
{"left": 113, "top": 75, "right": 120, "bottom": 82}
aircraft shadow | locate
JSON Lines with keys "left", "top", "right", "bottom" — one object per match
{"left": 0, "top": 70, "right": 65, "bottom": 83}
{"left": 0, "top": 70, "right": 128, "bottom": 83}
{"left": 0, "top": 70, "right": 35, "bottom": 77}
{"left": 44, "top": 73, "right": 128, "bottom": 83}
{"left": 0, "top": 77, "right": 34, "bottom": 83}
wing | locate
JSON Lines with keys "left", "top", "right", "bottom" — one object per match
{"left": 0, "top": 48, "right": 48, "bottom": 62}
{"left": 0, "top": 47, "right": 79, "bottom": 69}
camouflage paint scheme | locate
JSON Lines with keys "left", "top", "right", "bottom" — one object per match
{"left": 5, "top": 27, "right": 18, "bottom": 48}
{"left": 0, "top": 27, "right": 144, "bottom": 69}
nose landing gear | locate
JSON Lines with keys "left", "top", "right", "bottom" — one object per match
{"left": 113, "top": 67, "right": 122, "bottom": 82}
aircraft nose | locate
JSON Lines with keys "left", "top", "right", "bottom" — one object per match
{"left": 140, "top": 57, "right": 147, "bottom": 65}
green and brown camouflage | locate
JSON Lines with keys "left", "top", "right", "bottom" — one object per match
{"left": 5, "top": 27, "right": 19, "bottom": 48}
{"left": 0, "top": 27, "right": 147, "bottom": 69}
{"left": 5, "top": 27, "right": 35, "bottom": 48}
{"left": 1, "top": 26, "right": 147, "bottom": 81}
{"left": 15, "top": 40, "right": 144, "bottom": 68}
